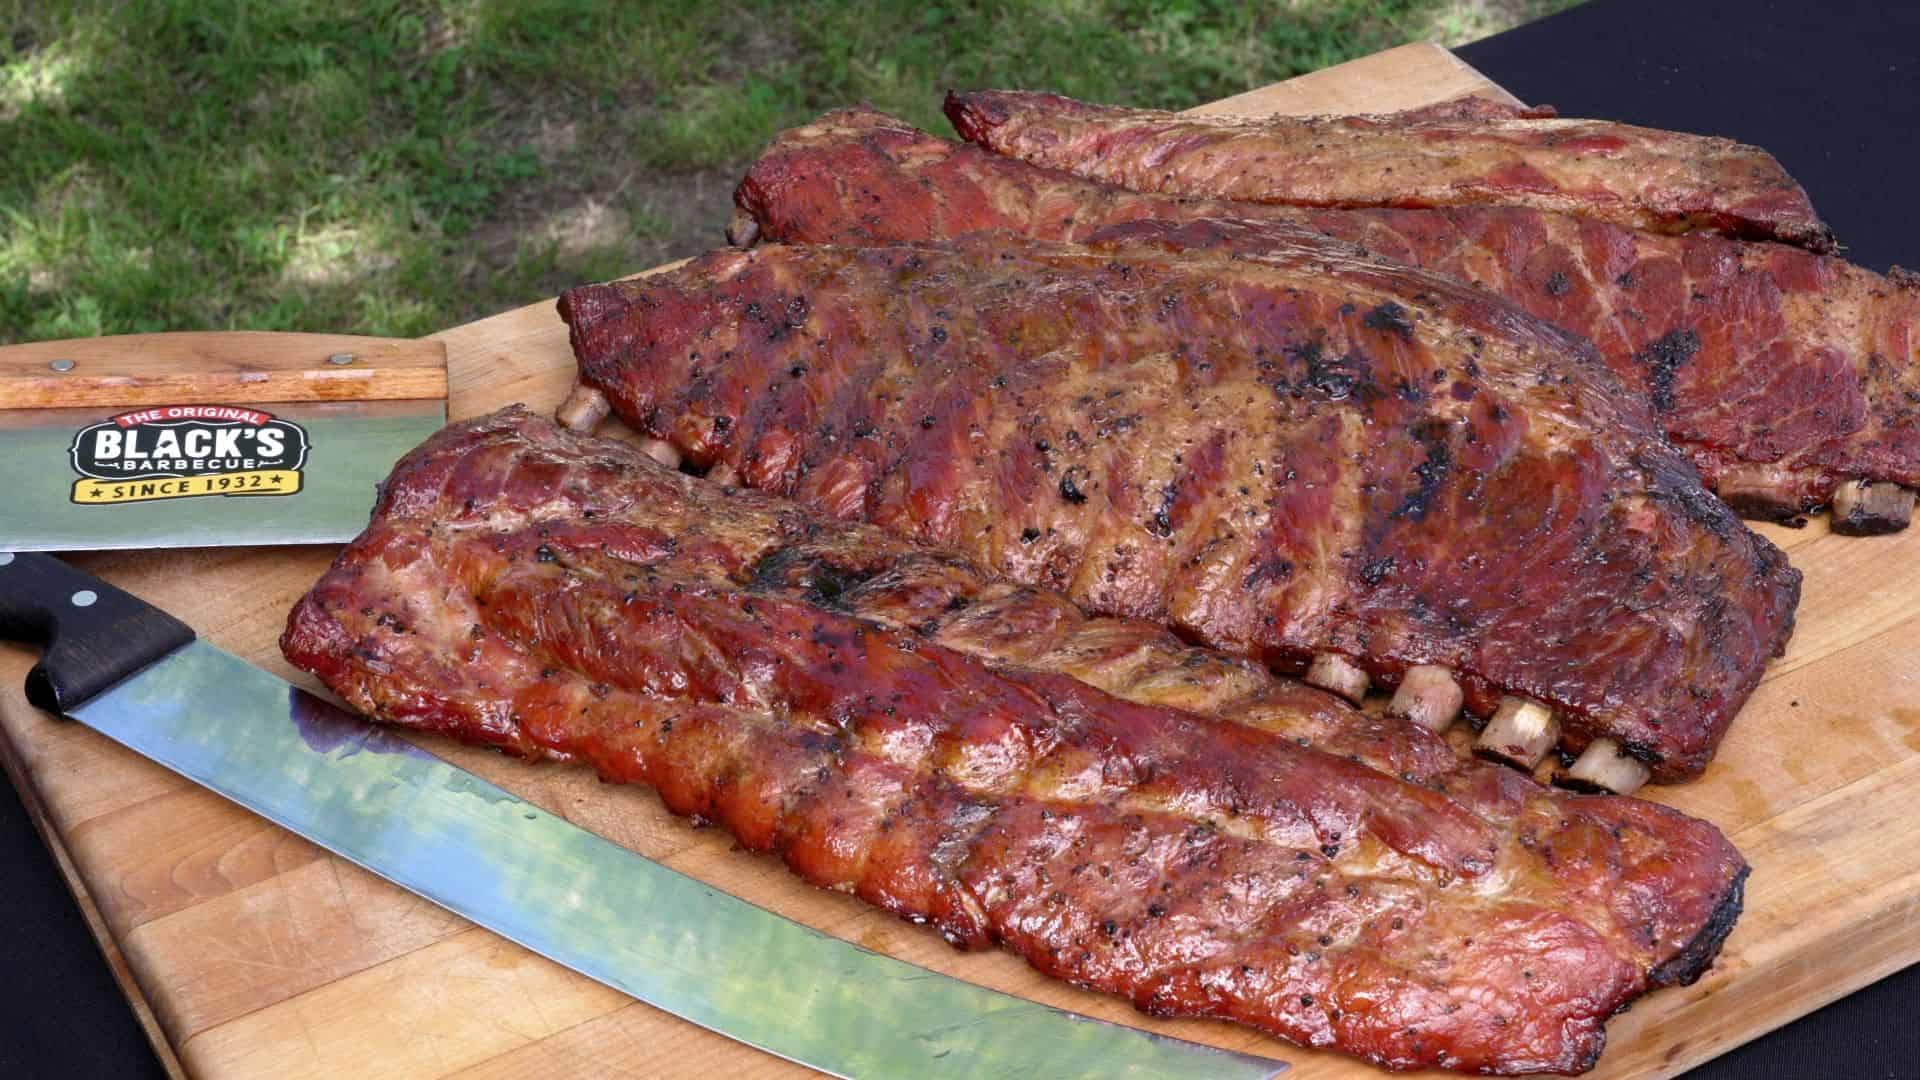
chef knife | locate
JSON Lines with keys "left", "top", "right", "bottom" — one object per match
{"left": 0, "top": 551, "right": 1286, "bottom": 1080}
{"left": 0, "top": 332, "right": 448, "bottom": 552}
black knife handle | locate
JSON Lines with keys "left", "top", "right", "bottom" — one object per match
{"left": 0, "top": 552, "right": 195, "bottom": 713}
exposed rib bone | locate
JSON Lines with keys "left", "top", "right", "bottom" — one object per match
{"left": 1304, "top": 652, "right": 1370, "bottom": 704}
{"left": 1556, "top": 738, "right": 1652, "bottom": 795}
{"left": 1474, "top": 696, "right": 1560, "bottom": 770}
{"left": 555, "top": 382, "right": 611, "bottom": 433}
{"left": 638, "top": 439, "right": 682, "bottom": 470}
{"left": 727, "top": 208, "right": 761, "bottom": 248}
{"left": 706, "top": 462, "right": 739, "bottom": 486}
{"left": 1830, "top": 479, "right": 1915, "bottom": 535}
{"left": 1712, "top": 462, "right": 1806, "bottom": 524}
{"left": 558, "top": 382, "right": 677, "bottom": 465}
{"left": 1385, "top": 665, "right": 1464, "bottom": 732}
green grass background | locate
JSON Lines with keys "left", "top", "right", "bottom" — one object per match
{"left": 0, "top": 0, "right": 1577, "bottom": 343}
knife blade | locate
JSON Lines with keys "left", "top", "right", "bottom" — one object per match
{"left": 0, "top": 551, "right": 1286, "bottom": 1080}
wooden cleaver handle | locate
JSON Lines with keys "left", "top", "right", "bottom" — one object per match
{"left": 0, "top": 331, "right": 448, "bottom": 410}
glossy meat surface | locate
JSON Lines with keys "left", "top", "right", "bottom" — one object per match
{"left": 1099, "top": 215, "right": 1920, "bottom": 517}
{"left": 946, "top": 91, "right": 1834, "bottom": 252}
{"left": 282, "top": 408, "right": 1748, "bottom": 1075}
{"left": 739, "top": 108, "right": 1920, "bottom": 511}
{"left": 560, "top": 232, "right": 1799, "bottom": 780}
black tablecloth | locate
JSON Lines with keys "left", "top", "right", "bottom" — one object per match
{"left": 4, "top": 1, "right": 1917, "bottom": 1076}
{"left": 1459, "top": 0, "right": 1920, "bottom": 276}
{"left": 0, "top": 773, "right": 168, "bottom": 1078}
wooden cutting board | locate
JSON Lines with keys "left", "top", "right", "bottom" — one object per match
{"left": 4, "top": 42, "right": 1916, "bottom": 1080}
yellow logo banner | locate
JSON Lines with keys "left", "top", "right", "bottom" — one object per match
{"left": 71, "top": 470, "right": 303, "bottom": 505}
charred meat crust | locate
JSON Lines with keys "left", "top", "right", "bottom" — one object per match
{"left": 1647, "top": 866, "right": 1748, "bottom": 990}
{"left": 732, "top": 107, "right": 1920, "bottom": 511}
{"left": 1093, "top": 216, "right": 1920, "bottom": 510}
{"left": 283, "top": 407, "right": 1749, "bottom": 1076}
{"left": 559, "top": 232, "right": 1800, "bottom": 782}
{"left": 1551, "top": 871, "right": 1749, "bottom": 1077}
{"left": 943, "top": 89, "right": 1835, "bottom": 253}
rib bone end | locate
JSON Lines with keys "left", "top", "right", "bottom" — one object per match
{"left": 1555, "top": 738, "right": 1651, "bottom": 795}
{"left": 1714, "top": 463, "right": 1808, "bottom": 526}
{"left": 555, "top": 383, "right": 611, "bottom": 433}
{"left": 1474, "top": 696, "right": 1559, "bottom": 770}
{"left": 1304, "top": 652, "right": 1370, "bottom": 704}
{"left": 705, "top": 462, "right": 739, "bottom": 487}
{"left": 1830, "top": 479, "right": 1915, "bottom": 536}
{"left": 639, "top": 438, "right": 682, "bottom": 470}
{"left": 726, "top": 208, "right": 762, "bottom": 249}
{"left": 1386, "top": 665, "right": 1464, "bottom": 732}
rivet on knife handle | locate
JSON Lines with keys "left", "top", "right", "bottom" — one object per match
{"left": 0, "top": 551, "right": 194, "bottom": 712}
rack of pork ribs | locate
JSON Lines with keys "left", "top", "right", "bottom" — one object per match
{"left": 726, "top": 102, "right": 1920, "bottom": 535}
{"left": 556, "top": 211, "right": 1801, "bottom": 793}
{"left": 283, "top": 407, "right": 1749, "bottom": 1076}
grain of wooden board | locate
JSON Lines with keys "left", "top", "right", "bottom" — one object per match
{"left": 1, "top": 42, "right": 1913, "bottom": 1079}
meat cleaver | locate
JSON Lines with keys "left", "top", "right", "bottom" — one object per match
{"left": 0, "top": 332, "right": 448, "bottom": 551}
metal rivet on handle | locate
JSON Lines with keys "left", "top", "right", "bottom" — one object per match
{"left": 71, "top": 590, "right": 97, "bottom": 607}
{"left": 49, "top": 359, "right": 75, "bottom": 372}
{"left": 327, "top": 352, "right": 356, "bottom": 365}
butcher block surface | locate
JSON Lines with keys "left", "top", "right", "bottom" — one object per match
{"left": 2, "top": 43, "right": 1916, "bottom": 1079}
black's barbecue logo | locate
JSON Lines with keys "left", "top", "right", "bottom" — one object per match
{"left": 68, "top": 405, "right": 309, "bottom": 506}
